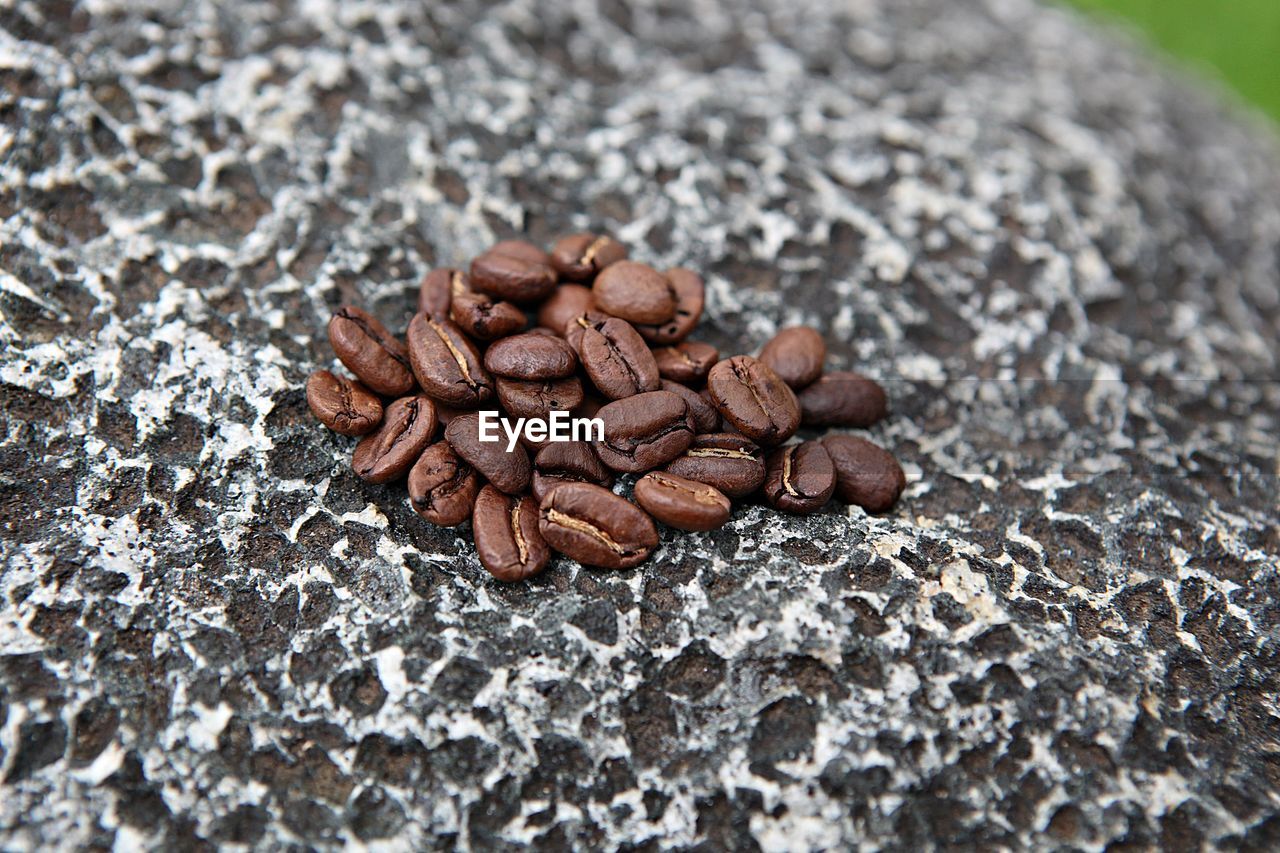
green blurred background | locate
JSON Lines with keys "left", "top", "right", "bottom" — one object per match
{"left": 1066, "top": 0, "right": 1280, "bottom": 122}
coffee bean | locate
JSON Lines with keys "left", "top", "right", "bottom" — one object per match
{"left": 473, "top": 486, "right": 551, "bottom": 582}
{"left": 352, "top": 394, "right": 438, "bottom": 484}
{"left": 484, "top": 333, "right": 578, "bottom": 380}
{"left": 579, "top": 317, "right": 661, "bottom": 400}
{"left": 537, "top": 284, "right": 593, "bottom": 335}
{"left": 450, "top": 292, "right": 526, "bottom": 341}
{"left": 633, "top": 471, "right": 731, "bottom": 532}
{"left": 531, "top": 441, "right": 614, "bottom": 503}
{"left": 634, "top": 268, "right": 704, "bottom": 345}
{"left": 495, "top": 377, "right": 584, "bottom": 420}
{"left": 664, "top": 432, "right": 765, "bottom": 498}
{"left": 660, "top": 380, "right": 720, "bottom": 433}
{"left": 706, "top": 355, "right": 800, "bottom": 445}
{"left": 550, "top": 233, "right": 628, "bottom": 282}
{"left": 306, "top": 370, "right": 383, "bottom": 436}
{"left": 762, "top": 441, "right": 835, "bottom": 513}
{"left": 593, "top": 261, "right": 677, "bottom": 324}
{"left": 538, "top": 482, "right": 658, "bottom": 569}
{"left": 445, "top": 412, "right": 531, "bottom": 494}
{"left": 328, "top": 305, "right": 416, "bottom": 397}
{"left": 408, "top": 440, "right": 480, "bottom": 526}
{"left": 595, "top": 390, "right": 694, "bottom": 473}
{"left": 759, "top": 326, "right": 825, "bottom": 389}
{"left": 470, "top": 245, "right": 557, "bottom": 303}
{"left": 653, "top": 341, "right": 719, "bottom": 384}
{"left": 563, "top": 309, "right": 613, "bottom": 354}
{"left": 419, "top": 268, "right": 469, "bottom": 318}
{"left": 820, "top": 435, "right": 905, "bottom": 513}
{"left": 407, "top": 313, "right": 494, "bottom": 407}
{"left": 488, "top": 239, "right": 551, "bottom": 265}
{"left": 797, "top": 371, "right": 887, "bottom": 427}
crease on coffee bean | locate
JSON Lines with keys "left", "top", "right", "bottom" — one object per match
{"left": 361, "top": 400, "right": 421, "bottom": 474}
{"left": 429, "top": 318, "right": 481, "bottom": 390}
{"left": 338, "top": 308, "right": 412, "bottom": 371}
{"left": 780, "top": 446, "right": 801, "bottom": 497}
{"left": 580, "top": 235, "right": 610, "bottom": 267}
{"left": 606, "top": 421, "right": 690, "bottom": 458}
{"left": 594, "top": 323, "right": 643, "bottom": 391}
{"left": 687, "top": 447, "right": 755, "bottom": 460}
{"left": 650, "top": 472, "right": 722, "bottom": 505}
{"left": 415, "top": 459, "right": 471, "bottom": 511}
{"left": 730, "top": 359, "right": 778, "bottom": 433}
{"left": 544, "top": 508, "right": 632, "bottom": 555}
{"left": 510, "top": 503, "right": 529, "bottom": 564}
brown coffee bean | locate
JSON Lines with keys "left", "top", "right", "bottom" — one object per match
{"left": 633, "top": 471, "right": 731, "bottom": 532}
{"left": 352, "top": 394, "right": 437, "bottom": 483}
{"left": 653, "top": 341, "right": 719, "bottom": 384}
{"left": 538, "top": 482, "right": 658, "bottom": 569}
{"left": 660, "top": 380, "right": 720, "bottom": 433}
{"left": 820, "top": 435, "right": 905, "bottom": 513}
{"left": 306, "top": 370, "right": 383, "bottom": 436}
{"left": 473, "top": 485, "right": 551, "bottom": 582}
{"left": 408, "top": 441, "right": 480, "bottom": 526}
{"left": 595, "top": 390, "right": 694, "bottom": 473}
{"left": 406, "top": 313, "right": 494, "bottom": 407}
{"left": 470, "top": 246, "right": 557, "bottom": 303}
{"left": 537, "top": 284, "right": 593, "bottom": 335}
{"left": 759, "top": 326, "right": 826, "bottom": 389}
{"left": 593, "top": 261, "right": 677, "bottom": 324}
{"left": 563, "top": 309, "right": 613, "bottom": 354}
{"left": 579, "top": 317, "right": 661, "bottom": 400}
{"left": 762, "top": 441, "right": 835, "bottom": 513}
{"left": 797, "top": 371, "right": 887, "bottom": 428}
{"left": 706, "top": 355, "right": 800, "bottom": 446}
{"left": 450, "top": 292, "right": 526, "bottom": 341}
{"left": 445, "top": 413, "right": 531, "bottom": 494}
{"left": 484, "top": 333, "right": 578, "bottom": 380}
{"left": 550, "top": 233, "right": 628, "bottom": 282}
{"left": 495, "top": 377, "right": 585, "bottom": 420}
{"left": 531, "top": 441, "right": 614, "bottom": 503}
{"left": 419, "top": 268, "right": 469, "bottom": 318}
{"left": 327, "top": 305, "right": 416, "bottom": 397}
{"left": 664, "top": 432, "right": 765, "bottom": 498}
{"left": 634, "top": 268, "right": 705, "bottom": 345}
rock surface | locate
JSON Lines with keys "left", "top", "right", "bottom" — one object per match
{"left": 2, "top": 0, "right": 1279, "bottom": 848}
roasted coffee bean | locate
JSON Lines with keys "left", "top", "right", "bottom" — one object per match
{"left": 352, "top": 394, "right": 437, "bottom": 484}
{"left": 797, "top": 371, "right": 887, "bottom": 427}
{"left": 306, "top": 369, "right": 383, "bottom": 436}
{"left": 763, "top": 441, "right": 835, "bottom": 513}
{"left": 550, "top": 233, "right": 628, "bottom": 282}
{"left": 633, "top": 471, "right": 732, "bottom": 532}
{"left": 470, "top": 245, "right": 557, "bottom": 303}
{"left": 579, "top": 317, "right": 661, "bottom": 400}
{"left": 820, "top": 435, "right": 905, "bottom": 513}
{"left": 488, "top": 239, "right": 551, "bottom": 265}
{"left": 407, "top": 313, "right": 494, "bottom": 407}
{"left": 706, "top": 355, "right": 800, "bottom": 445}
{"left": 660, "top": 380, "right": 720, "bottom": 433}
{"left": 563, "top": 309, "right": 613, "bottom": 354}
{"left": 531, "top": 441, "right": 614, "bottom": 503}
{"left": 595, "top": 390, "right": 694, "bottom": 473}
{"left": 593, "top": 261, "right": 676, "bottom": 324}
{"left": 537, "top": 284, "right": 593, "bottom": 335}
{"left": 450, "top": 292, "right": 526, "bottom": 341}
{"left": 653, "top": 341, "right": 719, "bottom": 384}
{"left": 445, "top": 412, "right": 531, "bottom": 494}
{"left": 328, "top": 305, "right": 416, "bottom": 397}
{"left": 634, "top": 268, "right": 705, "bottom": 345}
{"left": 408, "top": 441, "right": 480, "bottom": 526}
{"left": 538, "top": 482, "right": 658, "bottom": 569}
{"left": 759, "top": 326, "right": 826, "bottom": 389}
{"left": 473, "top": 486, "right": 551, "bottom": 582}
{"left": 664, "top": 432, "right": 765, "bottom": 498}
{"left": 419, "top": 268, "right": 469, "bottom": 318}
{"left": 495, "top": 377, "right": 585, "bottom": 420}
{"left": 484, "top": 333, "right": 578, "bottom": 380}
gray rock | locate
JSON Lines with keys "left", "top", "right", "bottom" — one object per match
{"left": 2, "top": 0, "right": 1279, "bottom": 848}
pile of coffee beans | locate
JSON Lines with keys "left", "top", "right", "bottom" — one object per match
{"left": 306, "top": 234, "right": 906, "bottom": 581}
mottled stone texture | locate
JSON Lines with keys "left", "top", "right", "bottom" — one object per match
{"left": 2, "top": 0, "right": 1279, "bottom": 848}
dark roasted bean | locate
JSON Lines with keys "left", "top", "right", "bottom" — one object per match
{"left": 820, "top": 435, "right": 906, "bottom": 513}
{"left": 450, "top": 292, "right": 526, "bottom": 341}
{"left": 664, "top": 432, "right": 765, "bottom": 498}
{"left": 563, "top": 309, "right": 613, "bottom": 355}
{"left": 660, "top": 380, "right": 720, "bottom": 433}
{"left": 538, "top": 482, "right": 658, "bottom": 569}
{"left": 445, "top": 412, "right": 531, "bottom": 494}
{"left": 352, "top": 394, "right": 437, "bottom": 483}
{"left": 408, "top": 441, "right": 480, "bottom": 526}
{"left": 406, "top": 313, "right": 494, "bottom": 407}
{"left": 531, "top": 441, "right": 614, "bottom": 503}
{"left": 579, "top": 317, "right": 661, "bottom": 400}
{"left": 473, "top": 486, "right": 550, "bottom": 582}
{"left": 633, "top": 471, "right": 731, "bottom": 532}
{"left": 537, "top": 284, "right": 594, "bottom": 335}
{"left": 495, "top": 377, "right": 585, "bottom": 420}
{"left": 595, "top": 390, "right": 694, "bottom": 473}
{"left": 419, "top": 268, "right": 469, "bottom": 318}
{"left": 484, "top": 333, "right": 578, "bottom": 380}
{"left": 328, "top": 305, "right": 416, "bottom": 396}
{"left": 306, "top": 370, "right": 383, "bottom": 436}
{"left": 593, "top": 261, "right": 677, "bottom": 324}
{"left": 550, "top": 233, "right": 628, "bottom": 282}
{"left": 797, "top": 371, "right": 887, "bottom": 427}
{"left": 706, "top": 355, "right": 800, "bottom": 445}
{"left": 470, "top": 246, "right": 557, "bottom": 303}
{"left": 762, "top": 441, "right": 835, "bottom": 513}
{"left": 759, "top": 326, "right": 826, "bottom": 389}
{"left": 634, "top": 268, "right": 705, "bottom": 345}
{"left": 653, "top": 341, "right": 719, "bottom": 384}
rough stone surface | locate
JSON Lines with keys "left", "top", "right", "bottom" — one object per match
{"left": 2, "top": 0, "right": 1279, "bottom": 848}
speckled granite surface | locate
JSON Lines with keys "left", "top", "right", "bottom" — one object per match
{"left": 2, "top": 0, "right": 1279, "bottom": 848}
